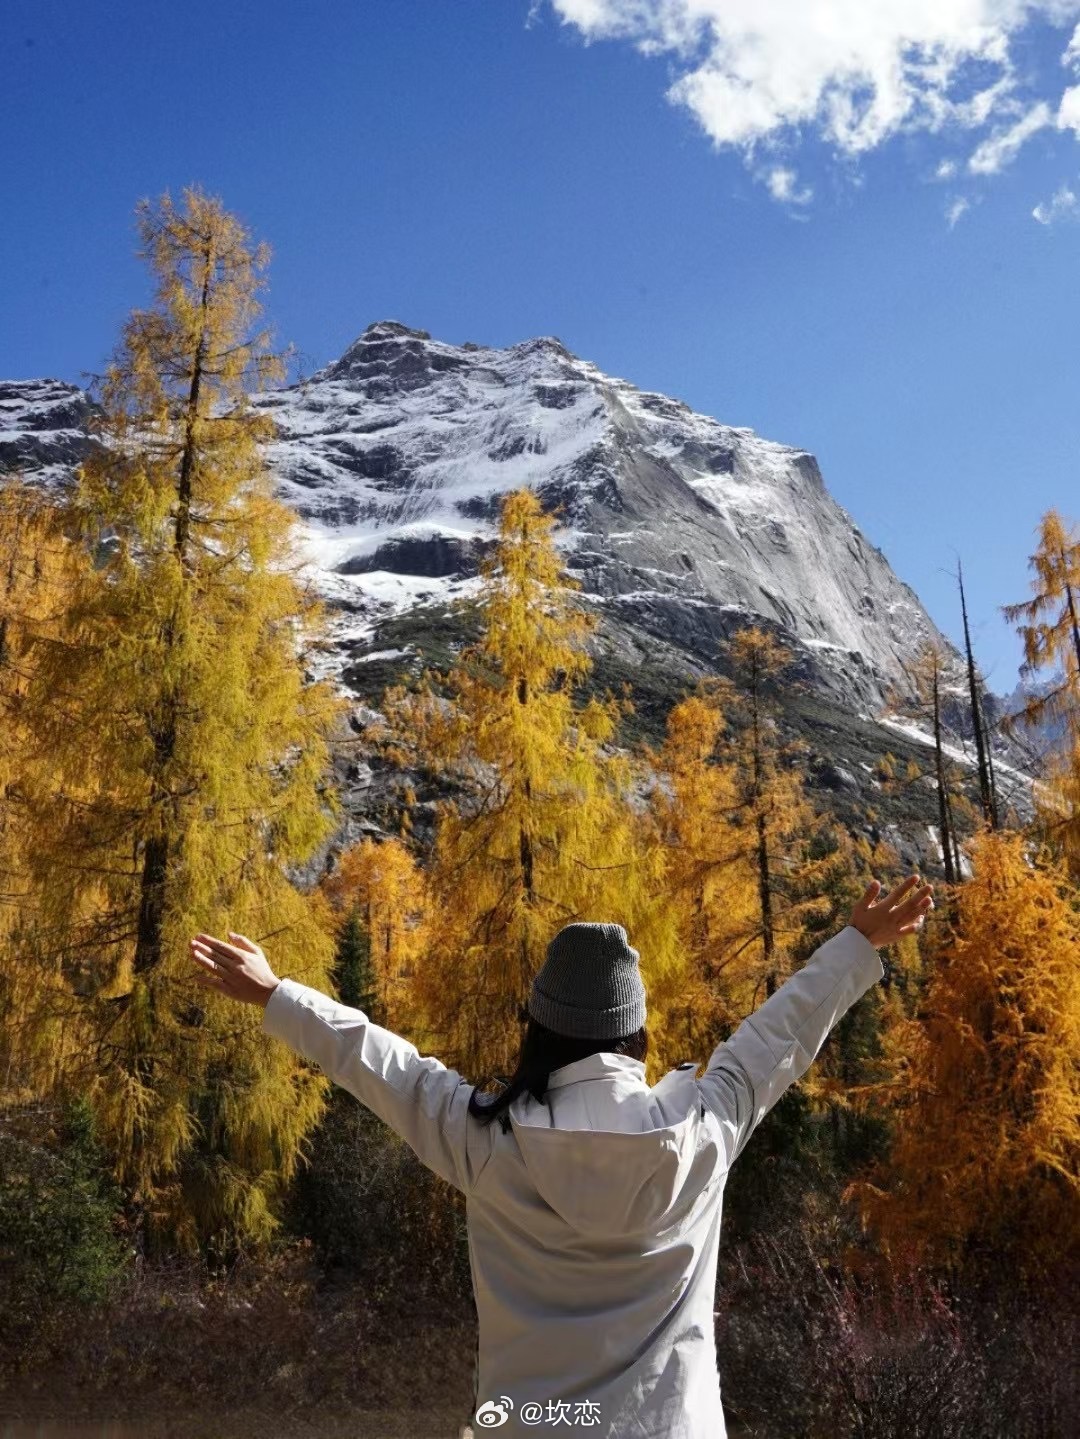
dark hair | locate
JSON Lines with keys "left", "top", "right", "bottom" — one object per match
{"left": 467, "top": 1010, "right": 649, "bottom": 1134}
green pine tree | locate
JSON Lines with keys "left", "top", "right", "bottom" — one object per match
{"left": 333, "top": 905, "right": 379, "bottom": 1017}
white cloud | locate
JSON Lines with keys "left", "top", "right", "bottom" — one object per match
{"left": 765, "top": 166, "right": 813, "bottom": 204}
{"left": 1061, "top": 85, "right": 1080, "bottom": 135}
{"left": 546, "top": 1, "right": 1080, "bottom": 201}
{"left": 935, "top": 158, "right": 958, "bottom": 179}
{"left": 946, "top": 196, "right": 971, "bottom": 227}
{"left": 1033, "top": 181, "right": 1079, "bottom": 222}
{"left": 967, "top": 102, "right": 1053, "bottom": 173}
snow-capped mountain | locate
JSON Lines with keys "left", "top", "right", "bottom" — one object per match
{"left": 250, "top": 321, "right": 954, "bottom": 714}
{"left": 0, "top": 323, "right": 965, "bottom": 708}
{"left": 0, "top": 321, "right": 1044, "bottom": 869}
{"left": 0, "top": 378, "right": 97, "bottom": 485}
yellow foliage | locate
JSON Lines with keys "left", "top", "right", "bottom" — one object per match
{"left": 0, "top": 477, "right": 99, "bottom": 1099}
{"left": 373, "top": 487, "right": 687, "bottom": 1085}
{"left": 3, "top": 188, "right": 349, "bottom": 1253}
{"left": 640, "top": 682, "right": 745, "bottom": 1061}
{"left": 644, "top": 628, "right": 869, "bottom": 1106}
{"left": 843, "top": 827, "right": 1080, "bottom": 1282}
{"left": 320, "top": 834, "right": 430, "bottom": 1027}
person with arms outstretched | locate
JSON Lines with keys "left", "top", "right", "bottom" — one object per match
{"left": 190, "top": 874, "right": 933, "bottom": 1439}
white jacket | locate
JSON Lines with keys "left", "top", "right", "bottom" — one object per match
{"left": 262, "top": 923, "right": 884, "bottom": 1438}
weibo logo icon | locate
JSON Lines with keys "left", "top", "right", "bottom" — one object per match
{"left": 475, "top": 1395, "right": 514, "bottom": 1427}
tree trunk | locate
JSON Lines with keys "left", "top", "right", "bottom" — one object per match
{"left": 174, "top": 243, "right": 213, "bottom": 572}
{"left": 132, "top": 246, "right": 213, "bottom": 981}
{"left": 932, "top": 658, "right": 956, "bottom": 885}
{"left": 958, "top": 556, "right": 997, "bottom": 829}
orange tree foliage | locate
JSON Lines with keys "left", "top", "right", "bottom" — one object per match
{"left": 319, "top": 834, "right": 430, "bottom": 1031}
{"left": 643, "top": 634, "right": 889, "bottom": 1147}
{"left": 639, "top": 681, "right": 744, "bottom": 1064}
{"left": 372, "top": 486, "right": 687, "bottom": 1086}
{"left": 3, "top": 189, "right": 346, "bottom": 1255}
{"left": 0, "top": 476, "right": 97, "bottom": 1100}
{"left": 843, "top": 825, "right": 1080, "bottom": 1283}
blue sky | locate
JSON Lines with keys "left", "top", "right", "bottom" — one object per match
{"left": 4, "top": 1, "right": 1080, "bottom": 698}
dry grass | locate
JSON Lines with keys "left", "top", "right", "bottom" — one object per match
{"left": 3, "top": 1224, "right": 1074, "bottom": 1439}
{"left": 1, "top": 1242, "right": 477, "bottom": 1437}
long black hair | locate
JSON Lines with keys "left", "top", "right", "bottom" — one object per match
{"left": 467, "top": 1006, "right": 649, "bottom": 1133}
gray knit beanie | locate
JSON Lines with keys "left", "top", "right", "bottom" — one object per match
{"left": 527, "top": 922, "right": 646, "bottom": 1040}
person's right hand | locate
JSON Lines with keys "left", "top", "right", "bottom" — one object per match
{"left": 850, "top": 875, "right": 934, "bottom": 948}
{"left": 189, "top": 930, "right": 281, "bottom": 1008}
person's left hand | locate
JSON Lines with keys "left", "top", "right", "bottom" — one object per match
{"left": 188, "top": 931, "right": 280, "bottom": 1008}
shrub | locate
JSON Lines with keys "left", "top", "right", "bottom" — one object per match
{"left": 715, "top": 1208, "right": 1078, "bottom": 1438}
{"left": 0, "top": 1095, "right": 131, "bottom": 1364}
{"left": 283, "top": 1086, "right": 472, "bottom": 1303}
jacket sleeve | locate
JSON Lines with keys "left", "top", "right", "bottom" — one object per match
{"left": 261, "top": 978, "right": 494, "bottom": 1195}
{"left": 696, "top": 924, "right": 884, "bottom": 1171}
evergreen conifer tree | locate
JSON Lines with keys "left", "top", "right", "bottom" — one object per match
{"left": 333, "top": 905, "right": 379, "bottom": 1014}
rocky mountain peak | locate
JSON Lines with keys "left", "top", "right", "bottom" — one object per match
{"left": 0, "top": 323, "right": 1043, "bottom": 855}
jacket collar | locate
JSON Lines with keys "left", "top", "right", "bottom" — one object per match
{"left": 545, "top": 1051, "right": 647, "bottom": 1090}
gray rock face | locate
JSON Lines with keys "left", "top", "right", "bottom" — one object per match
{"left": 337, "top": 532, "right": 486, "bottom": 579}
{"left": 0, "top": 378, "right": 99, "bottom": 486}
{"left": 1, "top": 322, "right": 1042, "bottom": 865}
{"left": 248, "top": 318, "right": 977, "bottom": 716}
{"left": 245, "top": 320, "right": 966, "bottom": 716}
{"left": 0, "top": 334, "right": 955, "bottom": 716}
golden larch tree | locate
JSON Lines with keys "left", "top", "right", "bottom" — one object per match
{"left": 843, "top": 826, "right": 1080, "bottom": 1283}
{"left": 647, "top": 658, "right": 886, "bottom": 1120}
{"left": 0, "top": 476, "right": 99, "bottom": 1102}
{"left": 320, "top": 834, "right": 431, "bottom": 1030}
{"left": 11, "top": 187, "right": 348, "bottom": 1253}
{"left": 641, "top": 677, "right": 755, "bottom": 1062}
{"left": 374, "top": 487, "right": 685, "bottom": 1084}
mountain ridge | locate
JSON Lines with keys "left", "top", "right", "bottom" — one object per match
{"left": 0, "top": 321, "right": 1048, "bottom": 875}
{"left": 247, "top": 319, "right": 956, "bottom": 714}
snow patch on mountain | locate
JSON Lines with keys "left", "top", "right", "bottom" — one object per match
{"left": 0, "top": 322, "right": 988, "bottom": 725}
{"left": 240, "top": 320, "right": 957, "bottom": 712}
